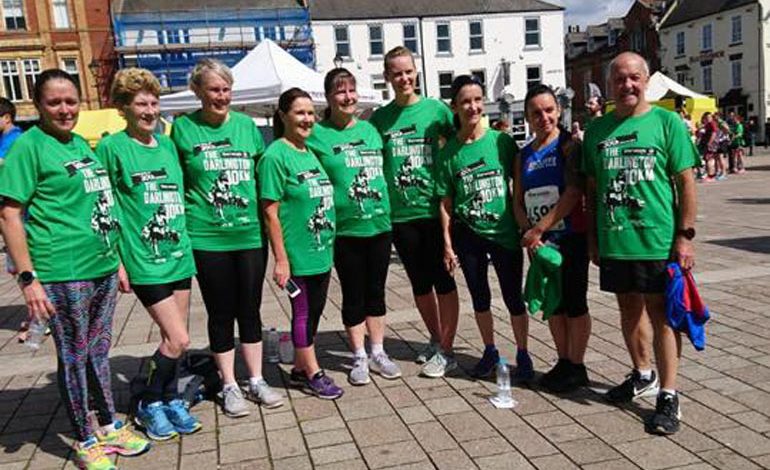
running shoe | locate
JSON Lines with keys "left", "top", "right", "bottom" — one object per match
{"left": 307, "top": 370, "right": 344, "bottom": 400}
{"left": 247, "top": 378, "right": 284, "bottom": 408}
{"left": 716, "top": 173, "right": 727, "bottom": 181}
{"left": 646, "top": 391, "right": 681, "bottom": 435}
{"left": 539, "top": 358, "right": 572, "bottom": 391}
{"left": 164, "top": 399, "right": 203, "bottom": 435}
{"left": 74, "top": 437, "right": 115, "bottom": 470}
{"left": 96, "top": 420, "right": 151, "bottom": 456}
{"left": 289, "top": 368, "right": 308, "bottom": 387}
{"left": 218, "top": 385, "right": 250, "bottom": 418}
{"left": 415, "top": 341, "right": 439, "bottom": 364}
{"left": 135, "top": 401, "right": 178, "bottom": 441}
{"left": 549, "top": 362, "right": 589, "bottom": 393}
{"left": 471, "top": 347, "right": 499, "bottom": 378}
{"left": 514, "top": 349, "right": 535, "bottom": 381}
{"left": 348, "top": 355, "right": 371, "bottom": 386}
{"left": 606, "top": 370, "right": 659, "bottom": 403}
{"left": 421, "top": 350, "right": 458, "bottom": 378}
{"left": 370, "top": 352, "right": 402, "bottom": 379}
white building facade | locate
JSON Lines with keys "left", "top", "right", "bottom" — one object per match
{"left": 660, "top": 0, "right": 770, "bottom": 140}
{"left": 310, "top": 0, "right": 565, "bottom": 140}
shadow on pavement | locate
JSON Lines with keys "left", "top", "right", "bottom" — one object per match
{"left": 707, "top": 235, "right": 770, "bottom": 254}
{"left": 727, "top": 197, "right": 770, "bottom": 205}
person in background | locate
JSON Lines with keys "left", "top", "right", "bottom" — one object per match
{"left": 571, "top": 121, "right": 584, "bottom": 142}
{"left": 171, "top": 58, "right": 283, "bottom": 418}
{"left": 585, "top": 95, "right": 604, "bottom": 122}
{"left": 259, "top": 87, "right": 344, "bottom": 400}
{"left": 747, "top": 117, "right": 756, "bottom": 156}
{"left": 0, "top": 97, "right": 22, "bottom": 161}
{"left": 437, "top": 75, "right": 533, "bottom": 381}
{"left": 97, "top": 68, "right": 201, "bottom": 440}
{"left": 370, "top": 46, "right": 460, "bottom": 378}
{"left": 307, "top": 68, "right": 400, "bottom": 385}
{"left": 0, "top": 69, "right": 150, "bottom": 470}
{"left": 697, "top": 112, "right": 718, "bottom": 182}
{"left": 729, "top": 114, "right": 746, "bottom": 174}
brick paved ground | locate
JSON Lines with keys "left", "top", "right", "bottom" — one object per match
{"left": 1, "top": 154, "right": 770, "bottom": 469}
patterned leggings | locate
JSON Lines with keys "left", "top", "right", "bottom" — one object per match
{"left": 44, "top": 273, "right": 118, "bottom": 442}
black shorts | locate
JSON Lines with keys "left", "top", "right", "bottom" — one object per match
{"left": 599, "top": 259, "right": 667, "bottom": 294}
{"left": 132, "top": 277, "right": 192, "bottom": 308}
{"left": 392, "top": 217, "right": 456, "bottom": 297}
{"left": 553, "top": 233, "right": 589, "bottom": 317}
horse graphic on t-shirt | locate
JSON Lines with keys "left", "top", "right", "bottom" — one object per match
{"left": 604, "top": 169, "right": 645, "bottom": 224}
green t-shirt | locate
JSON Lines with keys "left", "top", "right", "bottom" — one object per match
{"left": 306, "top": 119, "right": 391, "bottom": 237}
{"left": 0, "top": 126, "right": 120, "bottom": 282}
{"left": 97, "top": 131, "right": 196, "bottom": 285}
{"left": 582, "top": 106, "right": 699, "bottom": 260}
{"left": 370, "top": 97, "right": 453, "bottom": 223}
{"left": 257, "top": 139, "right": 336, "bottom": 276}
{"left": 437, "top": 130, "right": 520, "bottom": 249}
{"left": 171, "top": 110, "right": 264, "bottom": 251}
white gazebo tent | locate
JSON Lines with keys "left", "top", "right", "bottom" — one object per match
{"left": 160, "top": 39, "right": 381, "bottom": 114}
{"left": 646, "top": 71, "right": 707, "bottom": 101}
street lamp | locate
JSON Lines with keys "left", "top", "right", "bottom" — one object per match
{"left": 333, "top": 54, "right": 343, "bottom": 69}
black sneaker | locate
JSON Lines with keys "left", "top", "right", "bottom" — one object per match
{"left": 606, "top": 370, "right": 659, "bottom": 403}
{"left": 646, "top": 392, "right": 681, "bottom": 435}
{"left": 539, "top": 359, "right": 571, "bottom": 391}
{"left": 550, "top": 362, "right": 590, "bottom": 393}
{"left": 289, "top": 368, "right": 307, "bottom": 387}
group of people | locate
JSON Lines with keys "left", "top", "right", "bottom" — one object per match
{"left": 694, "top": 110, "right": 751, "bottom": 181}
{"left": 0, "top": 45, "right": 699, "bottom": 470}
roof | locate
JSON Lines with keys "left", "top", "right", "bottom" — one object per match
{"left": 308, "top": 0, "right": 562, "bottom": 21}
{"left": 114, "top": 0, "right": 305, "bottom": 14}
{"left": 662, "top": 0, "right": 756, "bottom": 28}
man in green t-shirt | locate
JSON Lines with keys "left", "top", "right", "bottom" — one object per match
{"left": 583, "top": 52, "right": 698, "bottom": 436}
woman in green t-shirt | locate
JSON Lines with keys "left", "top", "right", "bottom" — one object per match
{"left": 436, "top": 75, "right": 533, "bottom": 381}
{"left": 171, "top": 59, "right": 282, "bottom": 417}
{"left": 0, "top": 69, "right": 150, "bottom": 470}
{"left": 258, "top": 88, "right": 343, "bottom": 400}
{"left": 97, "top": 68, "right": 201, "bottom": 440}
{"left": 306, "top": 68, "right": 400, "bottom": 386}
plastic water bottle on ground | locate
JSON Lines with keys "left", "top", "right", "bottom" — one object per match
{"left": 265, "top": 328, "right": 280, "bottom": 363}
{"left": 278, "top": 332, "right": 294, "bottom": 364}
{"left": 25, "top": 318, "right": 47, "bottom": 350}
{"left": 489, "top": 357, "right": 517, "bottom": 409}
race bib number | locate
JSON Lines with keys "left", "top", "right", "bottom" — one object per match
{"left": 524, "top": 185, "right": 565, "bottom": 231}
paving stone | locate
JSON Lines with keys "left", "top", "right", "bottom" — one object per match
{"left": 263, "top": 411, "right": 298, "bottom": 431}
{"left": 439, "top": 411, "right": 499, "bottom": 443}
{"left": 707, "top": 426, "right": 770, "bottom": 457}
{"left": 314, "top": 458, "right": 368, "bottom": 470}
{"left": 424, "top": 396, "right": 473, "bottom": 416}
{"left": 580, "top": 461, "right": 642, "bottom": 470}
{"left": 381, "top": 384, "right": 422, "bottom": 408}
{"left": 347, "top": 415, "right": 411, "bottom": 448}
{"left": 305, "top": 428, "right": 352, "bottom": 449}
{"left": 218, "top": 420, "right": 264, "bottom": 444}
{"left": 556, "top": 438, "right": 622, "bottom": 465}
{"left": 698, "top": 448, "right": 763, "bottom": 470}
{"left": 474, "top": 451, "right": 535, "bottom": 470}
{"left": 360, "top": 440, "right": 428, "bottom": 469}
{"left": 292, "top": 397, "right": 338, "bottom": 421}
{"left": 669, "top": 425, "right": 724, "bottom": 453}
{"left": 726, "top": 411, "right": 770, "bottom": 433}
{"left": 501, "top": 422, "right": 559, "bottom": 458}
{"left": 309, "top": 443, "right": 361, "bottom": 466}
{"left": 522, "top": 410, "right": 575, "bottom": 429}
{"left": 408, "top": 421, "right": 458, "bottom": 452}
{"left": 397, "top": 405, "right": 436, "bottom": 424}
{"left": 219, "top": 439, "right": 269, "bottom": 465}
{"left": 576, "top": 412, "right": 650, "bottom": 444}
{"left": 299, "top": 416, "right": 346, "bottom": 434}
{"left": 429, "top": 448, "right": 475, "bottom": 470}
{"left": 459, "top": 436, "right": 513, "bottom": 458}
{"left": 540, "top": 423, "right": 593, "bottom": 443}
{"left": 179, "top": 450, "right": 218, "bottom": 470}
{"left": 181, "top": 431, "right": 217, "bottom": 454}
{"left": 615, "top": 438, "right": 699, "bottom": 470}
{"left": 530, "top": 454, "right": 580, "bottom": 469}
{"left": 338, "top": 396, "right": 395, "bottom": 421}
{"left": 267, "top": 426, "right": 307, "bottom": 459}
{"left": 272, "top": 455, "right": 313, "bottom": 470}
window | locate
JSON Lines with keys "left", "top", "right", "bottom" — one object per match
{"left": 51, "top": 0, "right": 70, "bottom": 29}
{"left": 526, "top": 65, "right": 541, "bottom": 89}
{"left": 264, "top": 26, "right": 277, "bottom": 41}
{"left": 2, "top": 0, "right": 25, "bottom": 30}
{"left": 403, "top": 23, "right": 418, "bottom": 54}
{"left": 471, "top": 69, "right": 486, "bottom": 95}
{"left": 438, "top": 72, "right": 453, "bottom": 99}
{"left": 61, "top": 58, "right": 80, "bottom": 94}
{"left": 702, "top": 24, "right": 712, "bottom": 51}
{"left": 22, "top": 59, "right": 39, "bottom": 99}
{"left": 631, "top": 31, "right": 645, "bottom": 52}
{"left": 676, "top": 71, "right": 687, "bottom": 85}
{"left": 369, "top": 24, "right": 383, "bottom": 57}
{"left": 525, "top": 18, "right": 540, "bottom": 47}
{"left": 702, "top": 65, "right": 712, "bottom": 93}
{"left": 731, "top": 15, "right": 742, "bottom": 44}
{"left": 469, "top": 20, "right": 483, "bottom": 52}
{"left": 608, "top": 29, "right": 618, "bottom": 46}
{"left": 414, "top": 73, "right": 422, "bottom": 96}
{"left": 334, "top": 26, "right": 350, "bottom": 59}
{"left": 436, "top": 23, "right": 451, "bottom": 54}
{"left": 676, "top": 31, "right": 685, "bottom": 56}
{"left": 732, "top": 60, "right": 742, "bottom": 88}
{"left": 371, "top": 74, "right": 389, "bottom": 101}
{"left": 0, "top": 60, "right": 22, "bottom": 101}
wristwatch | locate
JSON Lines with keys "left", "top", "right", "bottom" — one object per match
{"left": 18, "top": 270, "right": 37, "bottom": 287}
{"left": 676, "top": 228, "right": 696, "bottom": 240}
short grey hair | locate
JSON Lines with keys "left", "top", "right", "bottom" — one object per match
{"left": 189, "top": 58, "right": 234, "bottom": 90}
{"left": 609, "top": 52, "right": 650, "bottom": 78}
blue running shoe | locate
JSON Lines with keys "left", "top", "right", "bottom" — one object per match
{"left": 164, "top": 399, "right": 202, "bottom": 435}
{"left": 134, "top": 401, "right": 178, "bottom": 441}
{"left": 471, "top": 346, "right": 499, "bottom": 378}
{"left": 514, "top": 349, "right": 535, "bottom": 381}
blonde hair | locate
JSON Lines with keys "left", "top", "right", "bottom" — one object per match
{"left": 110, "top": 68, "right": 161, "bottom": 106}
{"left": 383, "top": 46, "right": 415, "bottom": 73}
{"left": 189, "top": 58, "right": 234, "bottom": 91}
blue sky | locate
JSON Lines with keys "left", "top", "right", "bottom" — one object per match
{"left": 553, "top": 0, "right": 635, "bottom": 27}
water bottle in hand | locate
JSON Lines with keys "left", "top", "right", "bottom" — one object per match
{"left": 265, "top": 328, "right": 280, "bottom": 363}
{"left": 25, "top": 318, "right": 47, "bottom": 350}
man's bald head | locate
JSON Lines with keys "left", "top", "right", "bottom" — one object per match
{"left": 610, "top": 52, "right": 650, "bottom": 79}
{"left": 609, "top": 52, "right": 651, "bottom": 117}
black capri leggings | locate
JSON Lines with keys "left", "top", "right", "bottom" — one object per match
{"left": 553, "top": 233, "right": 589, "bottom": 318}
{"left": 290, "top": 271, "right": 331, "bottom": 348}
{"left": 392, "top": 217, "right": 457, "bottom": 297}
{"left": 334, "top": 232, "right": 392, "bottom": 327}
{"left": 193, "top": 247, "right": 266, "bottom": 353}
{"left": 452, "top": 222, "right": 525, "bottom": 316}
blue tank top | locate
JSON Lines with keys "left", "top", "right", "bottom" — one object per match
{"left": 520, "top": 133, "right": 570, "bottom": 239}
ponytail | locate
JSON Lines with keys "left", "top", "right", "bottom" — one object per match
{"left": 272, "top": 109, "right": 285, "bottom": 138}
{"left": 273, "top": 87, "right": 312, "bottom": 139}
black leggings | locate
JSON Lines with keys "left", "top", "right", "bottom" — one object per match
{"left": 452, "top": 222, "right": 525, "bottom": 316}
{"left": 334, "top": 232, "right": 392, "bottom": 327}
{"left": 553, "top": 233, "right": 589, "bottom": 318}
{"left": 193, "top": 248, "right": 266, "bottom": 353}
{"left": 290, "top": 271, "right": 331, "bottom": 348}
{"left": 392, "top": 218, "right": 457, "bottom": 297}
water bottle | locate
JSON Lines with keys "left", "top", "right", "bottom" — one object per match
{"left": 496, "top": 357, "right": 513, "bottom": 405}
{"left": 25, "top": 318, "right": 47, "bottom": 350}
{"left": 265, "top": 328, "right": 280, "bottom": 363}
{"left": 278, "top": 332, "right": 294, "bottom": 364}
